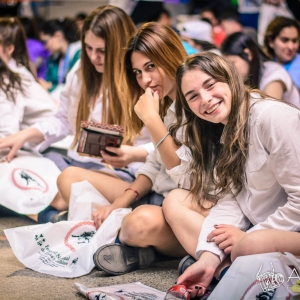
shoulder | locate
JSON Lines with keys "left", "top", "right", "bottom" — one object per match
{"left": 250, "top": 97, "right": 299, "bottom": 127}
{"left": 260, "top": 61, "right": 292, "bottom": 88}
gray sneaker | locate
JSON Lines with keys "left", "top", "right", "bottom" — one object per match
{"left": 49, "top": 211, "right": 68, "bottom": 223}
{"left": 93, "top": 243, "right": 155, "bottom": 275}
{"left": 178, "top": 255, "right": 196, "bottom": 275}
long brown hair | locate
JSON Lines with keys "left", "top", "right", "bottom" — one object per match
{"left": 123, "top": 22, "right": 187, "bottom": 141}
{"left": 73, "top": 5, "right": 136, "bottom": 146}
{"left": 0, "top": 56, "right": 23, "bottom": 102}
{"left": 171, "top": 52, "right": 259, "bottom": 206}
{"left": 0, "top": 17, "right": 32, "bottom": 77}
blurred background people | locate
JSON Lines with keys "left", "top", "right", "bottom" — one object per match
{"left": 264, "top": 16, "right": 300, "bottom": 91}
{"left": 20, "top": 17, "right": 49, "bottom": 79}
{"left": 39, "top": 18, "right": 81, "bottom": 100}
{"left": 221, "top": 31, "right": 300, "bottom": 106}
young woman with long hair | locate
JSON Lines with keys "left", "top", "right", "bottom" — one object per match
{"left": 90, "top": 22, "right": 215, "bottom": 276}
{"left": 264, "top": 16, "right": 300, "bottom": 91}
{"left": 0, "top": 17, "right": 55, "bottom": 137}
{"left": 0, "top": 6, "right": 152, "bottom": 223}
{"left": 0, "top": 17, "right": 37, "bottom": 80}
{"left": 165, "top": 52, "right": 300, "bottom": 298}
{"left": 221, "top": 31, "right": 300, "bottom": 107}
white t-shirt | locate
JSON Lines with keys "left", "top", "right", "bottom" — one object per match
{"left": 260, "top": 61, "right": 300, "bottom": 108}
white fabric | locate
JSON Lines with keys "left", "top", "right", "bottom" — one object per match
{"left": 136, "top": 101, "right": 191, "bottom": 196}
{"left": 260, "top": 61, "right": 300, "bottom": 108}
{"left": 177, "top": 20, "right": 213, "bottom": 43}
{"left": 209, "top": 252, "right": 300, "bottom": 299}
{"left": 0, "top": 150, "right": 61, "bottom": 214}
{"left": 31, "top": 60, "right": 153, "bottom": 168}
{"left": 0, "top": 59, "right": 56, "bottom": 138}
{"left": 4, "top": 181, "right": 131, "bottom": 278}
{"left": 196, "top": 94, "right": 300, "bottom": 261}
{"left": 238, "top": 0, "right": 262, "bottom": 13}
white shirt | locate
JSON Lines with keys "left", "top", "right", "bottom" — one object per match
{"left": 260, "top": 61, "right": 300, "bottom": 108}
{"left": 136, "top": 101, "right": 192, "bottom": 196}
{"left": 0, "top": 59, "right": 56, "bottom": 138}
{"left": 32, "top": 60, "right": 153, "bottom": 165}
{"left": 196, "top": 94, "right": 300, "bottom": 261}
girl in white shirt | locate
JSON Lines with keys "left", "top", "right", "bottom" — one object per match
{"left": 0, "top": 17, "right": 55, "bottom": 138}
{"left": 165, "top": 52, "right": 300, "bottom": 298}
{"left": 0, "top": 6, "right": 152, "bottom": 223}
{"left": 221, "top": 31, "right": 300, "bottom": 108}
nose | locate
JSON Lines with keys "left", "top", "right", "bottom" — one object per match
{"left": 200, "top": 89, "right": 212, "bottom": 105}
{"left": 141, "top": 72, "right": 152, "bottom": 87}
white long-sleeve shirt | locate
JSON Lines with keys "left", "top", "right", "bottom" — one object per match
{"left": 31, "top": 60, "right": 153, "bottom": 166}
{"left": 136, "top": 101, "right": 192, "bottom": 196}
{"left": 0, "top": 59, "right": 56, "bottom": 138}
{"left": 196, "top": 94, "right": 300, "bottom": 261}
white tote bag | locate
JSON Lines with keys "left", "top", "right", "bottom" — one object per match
{"left": 209, "top": 252, "right": 300, "bottom": 300}
{"left": 0, "top": 151, "right": 60, "bottom": 214}
{"left": 4, "top": 181, "right": 131, "bottom": 278}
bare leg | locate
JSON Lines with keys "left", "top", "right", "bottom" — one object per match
{"left": 163, "top": 189, "right": 213, "bottom": 257}
{"left": 119, "top": 205, "right": 187, "bottom": 257}
{"left": 231, "top": 229, "right": 300, "bottom": 262}
{"left": 56, "top": 166, "right": 131, "bottom": 205}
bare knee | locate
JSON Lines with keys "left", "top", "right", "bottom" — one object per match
{"left": 57, "top": 166, "right": 83, "bottom": 202}
{"left": 120, "top": 206, "right": 162, "bottom": 246}
{"left": 162, "top": 189, "right": 183, "bottom": 224}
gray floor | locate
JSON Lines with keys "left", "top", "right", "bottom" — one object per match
{"left": 0, "top": 216, "right": 181, "bottom": 300}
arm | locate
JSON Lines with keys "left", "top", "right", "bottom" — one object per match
{"left": 248, "top": 104, "right": 300, "bottom": 232}
{"left": 196, "top": 193, "right": 250, "bottom": 262}
{"left": 263, "top": 80, "right": 285, "bottom": 100}
{"left": 30, "top": 63, "right": 80, "bottom": 152}
{"left": 134, "top": 88, "right": 181, "bottom": 170}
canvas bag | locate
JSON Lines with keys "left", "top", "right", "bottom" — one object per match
{"left": 209, "top": 252, "right": 300, "bottom": 300}
{"left": 4, "top": 181, "right": 131, "bottom": 278}
{"left": 0, "top": 150, "right": 60, "bottom": 214}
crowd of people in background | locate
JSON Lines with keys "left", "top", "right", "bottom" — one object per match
{"left": 0, "top": 0, "right": 300, "bottom": 298}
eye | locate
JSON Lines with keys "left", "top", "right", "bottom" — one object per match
{"left": 188, "top": 94, "right": 198, "bottom": 102}
{"left": 207, "top": 82, "right": 216, "bottom": 89}
{"left": 133, "top": 69, "right": 141, "bottom": 76}
{"left": 147, "top": 63, "right": 155, "bottom": 70}
{"left": 85, "top": 45, "right": 92, "bottom": 51}
{"left": 98, "top": 49, "right": 105, "bottom": 54}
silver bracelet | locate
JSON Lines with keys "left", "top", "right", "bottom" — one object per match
{"left": 155, "top": 132, "right": 170, "bottom": 149}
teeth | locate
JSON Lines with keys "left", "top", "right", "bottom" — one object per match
{"left": 206, "top": 103, "right": 220, "bottom": 114}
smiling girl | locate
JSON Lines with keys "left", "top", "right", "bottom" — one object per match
{"left": 264, "top": 16, "right": 300, "bottom": 91}
{"left": 165, "top": 52, "right": 300, "bottom": 298}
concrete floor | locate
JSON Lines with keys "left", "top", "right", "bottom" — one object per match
{"left": 0, "top": 215, "right": 181, "bottom": 300}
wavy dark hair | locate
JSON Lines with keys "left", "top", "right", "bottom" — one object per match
{"left": 221, "top": 32, "right": 269, "bottom": 89}
{"left": 0, "top": 57, "right": 23, "bottom": 102}
{"left": 73, "top": 5, "right": 136, "bottom": 147}
{"left": 123, "top": 22, "right": 187, "bottom": 141}
{"left": 0, "top": 17, "right": 32, "bottom": 77}
{"left": 170, "top": 52, "right": 258, "bottom": 205}
{"left": 41, "top": 18, "right": 79, "bottom": 43}
{"left": 264, "top": 16, "right": 300, "bottom": 59}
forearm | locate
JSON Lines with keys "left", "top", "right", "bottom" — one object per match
{"left": 144, "top": 114, "right": 180, "bottom": 169}
{"left": 23, "top": 127, "right": 45, "bottom": 144}
{"left": 131, "top": 146, "right": 149, "bottom": 163}
{"left": 112, "top": 174, "right": 153, "bottom": 208}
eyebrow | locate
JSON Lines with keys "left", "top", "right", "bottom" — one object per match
{"left": 84, "top": 42, "right": 105, "bottom": 50}
{"left": 132, "top": 60, "right": 152, "bottom": 70}
{"left": 184, "top": 77, "right": 212, "bottom": 98}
